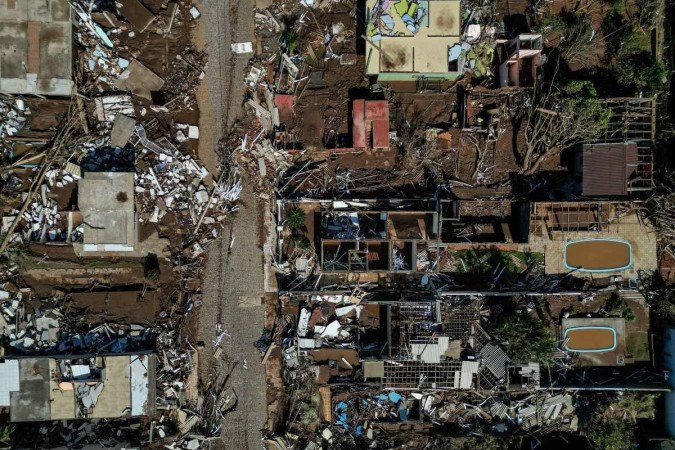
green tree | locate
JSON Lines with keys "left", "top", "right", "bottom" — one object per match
{"left": 616, "top": 32, "right": 667, "bottom": 93}
{"left": 495, "top": 313, "right": 557, "bottom": 364}
{"left": 585, "top": 417, "right": 634, "bottom": 450}
{"left": 286, "top": 207, "right": 306, "bottom": 229}
{"left": 520, "top": 78, "right": 610, "bottom": 175}
{"left": 617, "top": 392, "right": 657, "bottom": 421}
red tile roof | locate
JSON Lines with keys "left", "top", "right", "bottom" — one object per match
{"left": 372, "top": 120, "right": 389, "bottom": 149}
{"left": 353, "top": 99, "right": 366, "bottom": 149}
{"left": 274, "top": 94, "right": 294, "bottom": 126}
{"left": 365, "top": 100, "right": 388, "bottom": 121}
{"left": 353, "top": 99, "right": 389, "bottom": 150}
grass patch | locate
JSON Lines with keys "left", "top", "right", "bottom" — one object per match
{"left": 626, "top": 331, "right": 650, "bottom": 361}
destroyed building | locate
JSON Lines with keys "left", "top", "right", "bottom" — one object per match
{"left": 365, "top": 0, "right": 462, "bottom": 79}
{"left": 0, "top": 354, "right": 155, "bottom": 422}
{"left": 0, "top": 0, "right": 73, "bottom": 96}
{"left": 495, "top": 34, "right": 543, "bottom": 88}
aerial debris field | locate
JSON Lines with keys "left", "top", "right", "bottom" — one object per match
{"left": 0, "top": 0, "right": 674, "bottom": 449}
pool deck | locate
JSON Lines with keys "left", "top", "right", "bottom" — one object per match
{"left": 562, "top": 318, "right": 626, "bottom": 366}
{"left": 529, "top": 210, "right": 657, "bottom": 277}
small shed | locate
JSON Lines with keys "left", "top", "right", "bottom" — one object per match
{"left": 581, "top": 142, "right": 638, "bottom": 196}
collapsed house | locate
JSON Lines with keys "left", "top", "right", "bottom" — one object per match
{"left": 0, "top": 354, "right": 155, "bottom": 422}
{"left": 365, "top": 0, "right": 462, "bottom": 79}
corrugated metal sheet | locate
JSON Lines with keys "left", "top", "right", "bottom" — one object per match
{"left": 411, "top": 336, "right": 449, "bottom": 363}
{"left": 460, "top": 360, "right": 479, "bottom": 389}
{"left": 480, "top": 343, "right": 510, "bottom": 380}
{"left": 582, "top": 143, "right": 638, "bottom": 196}
{"left": 0, "top": 360, "right": 20, "bottom": 406}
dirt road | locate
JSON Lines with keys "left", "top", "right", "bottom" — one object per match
{"left": 200, "top": 172, "right": 268, "bottom": 449}
{"left": 193, "top": 0, "right": 269, "bottom": 448}
{"left": 194, "top": 0, "right": 254, "bottom": 174}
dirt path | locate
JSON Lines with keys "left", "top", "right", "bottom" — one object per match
{"left": 199, "top": 172, "right": 268, "bottom": 449}
{"left": 194, "top": 0, "right": 254, "bottom": 175}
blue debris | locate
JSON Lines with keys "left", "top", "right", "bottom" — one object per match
{"left": 378, "top": 394, "right": 388, "bottom": 402}
{"left": 336, "top": 401, "right": 348, "bottom": 411}
{"left": 399, "top": 408, "right": 409, "bottom": 421}
{"left": 110, "top": 338, "right": 128, "bottom": 353}
{"left": 356, "top": 425, "right": 363, "bottom": 436}
{"left": 388, "top": 392, "right": 403, "bottom": 404}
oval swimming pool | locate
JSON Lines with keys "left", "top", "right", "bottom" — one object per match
{"left": 564, "top": 238, "right": 632, "bottom": 272}
{"left": 564, "top": 326, "right": 617, "bottom": 352}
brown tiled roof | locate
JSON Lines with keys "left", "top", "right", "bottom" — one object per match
{"left": 582, "top": 142, "right": 638, "bottom": 196}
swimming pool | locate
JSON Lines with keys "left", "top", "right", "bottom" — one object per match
{"left": 564, "top": 238, "right": 632, "bottom": 272}
{"left": 564, "top": 326, "right": 617, "bottom": 352}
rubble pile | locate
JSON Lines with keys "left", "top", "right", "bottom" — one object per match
{"left": 297, "top": 303, "right": 361, "bottom": 349}
{"left": 23, "top": 185, "right": 72, "bottom": 243}
{"left": 71, "top": 0, "right": 202, "bottom": 99}
{"left": 1, "top": 289, "right": 155, "bottom": 354}
{"left": 134, "top": 127, "right": 241, "bottom": 232}
{"left": 315, "top": 389, "right": 577, "bottom": 446}
{"left": 421, "top": 393, "right": 577, "bottom": 432}
{"left": 23, "top": 420, "right": 140, "bottom": 448}
{"left": 164, "top": 47, "right": 208, "bottom": 110}
{"left": 332, "top": 391, "right": 410, "bottom": 437}
{"left": 0, "top": 97, "right": 29, "bottom": 149}
{"left": 240, "top": 136, "right": 293, "bottom": 181}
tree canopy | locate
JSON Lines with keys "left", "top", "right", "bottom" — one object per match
{"left": 520, "top": 78, "right": 611, "bottom": 175}
{"left": 495, "top": 312, "right": 557, "bottom": 364}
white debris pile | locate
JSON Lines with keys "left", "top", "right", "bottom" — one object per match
{"left": 1, "top": 290, "right": 62, "bottom": 352}
{"left": 71, "top": 2, "right": 125, "bottom": 89}
{"left": 241, "top": 137, "right": 292, "bottom": 180}
{"left": 132, "top": 126, "right": 241, "bottom": 231}
{"left": 0, "top": 97, "right": 30, "bottom": 146}
{"left": 22, "top": 185, "right": 63, "bottom": 242}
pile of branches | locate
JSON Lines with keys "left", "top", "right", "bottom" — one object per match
{"left": 641, "top": 171, "right": 675, "bottom": 249}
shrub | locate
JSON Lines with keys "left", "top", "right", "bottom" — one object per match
{"left": 286, "top": 207, "right": 306, "bottom": 229}
{"left": 292, "top": 234, "right": 311, "bottom": 250}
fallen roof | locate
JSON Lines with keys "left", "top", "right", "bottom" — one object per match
{"left": 113, "top": 59, "right": 165, "bottom": 100}
{"left": 582, "top": 142, "right": 638, "bottom": 196}
{"left": 117, "top": 0, "right": 155, "bottom": 32}
{"left": 0, "top": 0, "right": 73, "bottom": 95}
